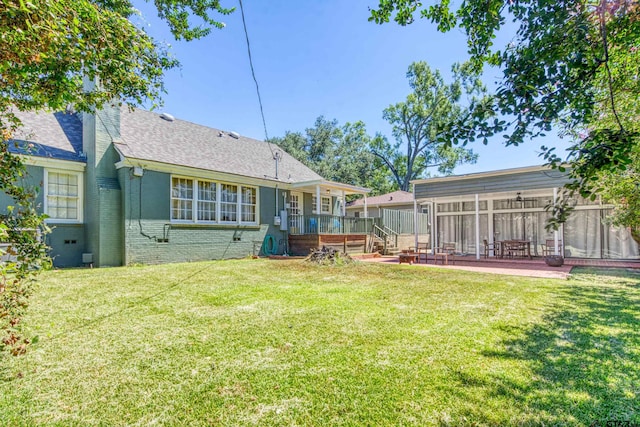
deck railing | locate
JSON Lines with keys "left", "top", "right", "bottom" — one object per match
{"left": 369, "top": 223, "right": 398, "bottom": 253}
{"left": 288, "top": 215, "right": 379, "bottom": 235}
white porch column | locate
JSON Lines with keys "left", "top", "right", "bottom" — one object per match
{"left": 488, "top": 199, "right": 495, "bottom": 256}
{"left": 363, "top": 194, "right": 368, "bottom": 218}
{"left": 316, "top": 185, "right": 321, "bottom": 215}
{"left": 475, "top": 193, "right": 481, "bottom": 260}
{"left": 430, "top": 200, "right": 436, "bottom": 253}
{"left": 553, "top": 187, "right": 560, "bottom": 255}
{"left": 341, "top": 190, "right": 346, "bottom": 216}
{"left": 413, "top": 187, "right": 419, "bottom": 249}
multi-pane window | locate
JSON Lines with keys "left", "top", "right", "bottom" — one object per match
{"left": 321, "top": 196, "right": 331, "bottom": 214}
{"left": 171, "top": 177, "right": 257, "bottom": 224}
{"left": 290, "top": 194, "right": 300, "bottom": 215}
{"left": 197, "top": 181, "right": 216, "bottom": 221}
{"left": 312, "top": 195, "right": 331, "bottom": 214}
{"left": 241, "top": 187, "right": 257, "bottom": 222}
{"left": 220, "top": 184, "right": 238, "bottom": 222}
{"left": 171, "top": 178, "right": 193, "bottom": 220}
{"left": 46, "top": 171, "right": 81, "bottom": 221}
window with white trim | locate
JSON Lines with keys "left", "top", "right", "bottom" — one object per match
{"left": 312, "top": 195, "right": 332, "bottom": 214}
{"left": 220, "top": 183, "right": 238, "bottom": 222}
{"left": 197, "top": 181, "right": 216, "bottom": 221}
{"left": 321, "top": 196, "right": 331, "bottom": 214}
{"left": 171, "top": 177, "right": 258, "bottom": 224}
{"left": 171, "top": 177, "right": 194, "bottom": 220}
{"left": 45, "top": 170, "right": 82, "bottom": 222}
{"left": 241, "top": 187, "right": 257, "bottom": 222}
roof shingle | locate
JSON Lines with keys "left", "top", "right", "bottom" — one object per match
{"left": 9, "top": 110, "right": 84, "bottom": 162}
{"left": 348, "top": 190, "right": 414, "bottom": 207}
{"left": 8, "top": 107, "right": 324, "bottom": 184}
{"left": 117, "top": 108, "right": 322, "bottom": 184}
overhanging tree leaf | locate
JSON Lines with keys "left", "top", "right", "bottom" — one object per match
{"left": 0, "top": 0, "right": 233, "bottom": 355}
{"left": 369, "top": 0, "right": 640, "bottom": 227}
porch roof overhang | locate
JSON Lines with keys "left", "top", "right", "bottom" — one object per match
{"left": 411, "top": 164, "right": 571, "bottom": 204}
{"left": 290, "top": 179, "right": 370, "bottom": 197}
{"left": 410, "top": 165, "right": 549, "bottom": 186}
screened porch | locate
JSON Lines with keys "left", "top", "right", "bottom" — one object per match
{"left": 424, "top": 190, "right": 639, "bottom": 260}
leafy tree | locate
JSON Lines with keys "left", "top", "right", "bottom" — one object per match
{"left": 369, "top": 0, "right": 640, "bottom": 224}
{"left": 371, "top": 61, "right": 480, "bottom": 191}
{"left": 271, "top": 117, "right": 391, "bottom": 194}
{"left": 0, "top": 0, "right": 232, "bottom": 355}
{"left": 571, "top": 32, "right": 640, "bottom": 243}
{"left": 598, "top": 145, "right": 640, "bottom": 244}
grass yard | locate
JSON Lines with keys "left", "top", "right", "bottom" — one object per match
{"left": 1, "top": 260, "right": 639, "bottom": 426}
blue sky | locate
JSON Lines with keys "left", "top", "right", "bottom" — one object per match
{"left": 135, "top": 0, "right": 571, "bottom": 175}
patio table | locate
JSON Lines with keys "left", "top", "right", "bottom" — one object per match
{"left": 398, "top": 252, "right": 419, "bottom": 264}
{"left": 498, "top": 240, "right": 532, "bottom": 259}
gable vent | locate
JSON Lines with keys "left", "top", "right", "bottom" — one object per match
{"left": 159, "top": 112, "right": 175, "bottom": 122}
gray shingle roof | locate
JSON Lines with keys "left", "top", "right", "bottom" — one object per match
{"left": 7, "top": 107, "right": 324, "bottom": 185}
{"left": 9, "top": 110, "right": 84, "bottom": 162}
{"left": 117, "top": 108, "right": 323, "bottom": 184}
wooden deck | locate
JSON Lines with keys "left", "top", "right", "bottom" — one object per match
{"left": 288, "top": 234, "right": 367, "bottom": 256}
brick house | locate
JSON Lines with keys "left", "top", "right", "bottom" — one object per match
{"left": 2, "top": 105, "right": 369, "bottom": 267}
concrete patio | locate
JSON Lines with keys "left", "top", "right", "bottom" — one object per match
{"left": 354, "top": 253, "right": 640, "bottom": 279}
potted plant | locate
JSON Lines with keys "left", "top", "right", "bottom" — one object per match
{"left": 543, "top": 254, "right": 564, "bottom": 267}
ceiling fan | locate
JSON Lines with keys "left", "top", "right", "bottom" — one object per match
{"left": 513, "top": 192, "right": 537, "bottom": 203}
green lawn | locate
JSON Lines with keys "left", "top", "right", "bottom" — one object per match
{"left": 1, "top": 260, "right": 639, "bottom": 426}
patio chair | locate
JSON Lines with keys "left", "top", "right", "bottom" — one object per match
{"left": 309, "top": 218, "right": 318, "bottom": 234}
{"left": 409, "top": 242, "right": 430, "bottom": 263}
{"left": 541, "top": 239, "right": 562, "bottom": 256}
{"left": 434, "top": 242, "right": 456, "bottom": 265}
{"left": 483, "top": 239, "right": 499, "bottom": 258}
{"left": 417, "top": 242, "right": 430, "bottom": 263}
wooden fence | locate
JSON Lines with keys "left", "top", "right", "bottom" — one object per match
{"left": 381, "top": 209, "right": 430, "bottom": 235}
